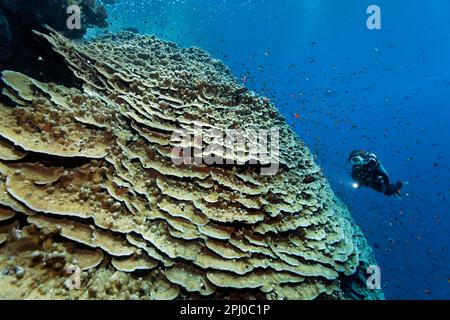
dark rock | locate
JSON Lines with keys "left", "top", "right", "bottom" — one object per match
{"left": 0, "top": 8, "right": 12, "bottom": 62}
{"left": 0, "top": 0, "right": 109, "bottom": 69}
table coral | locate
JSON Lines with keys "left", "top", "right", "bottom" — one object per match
{"left": 0, "top": 28, "right": 383, "bottom": 300}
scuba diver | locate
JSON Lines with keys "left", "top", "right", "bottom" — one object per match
{"left": 348, "top": 150, "right": 404, "bottom": 197}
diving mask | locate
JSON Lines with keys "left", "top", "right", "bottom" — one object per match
{"left": 350, "top": 155, "right": 364, "bottom": 166}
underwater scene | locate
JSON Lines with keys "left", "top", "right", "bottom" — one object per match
{"left": 0, "top": 0, "right": 448, "bottom": 301}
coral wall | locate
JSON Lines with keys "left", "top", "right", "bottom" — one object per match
{"left": 0, "top": 29, "right": 383, "bottom": 300}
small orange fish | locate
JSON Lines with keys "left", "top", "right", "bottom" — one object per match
{"left": 293, "top": 113, "right": 301, "bottom": 120}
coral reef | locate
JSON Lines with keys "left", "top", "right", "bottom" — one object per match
{"left": 0, "top": 29, "right": 384, "bottom": 300}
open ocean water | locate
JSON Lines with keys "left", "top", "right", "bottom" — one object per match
{"left": 93, "top": 0, "right": 450, "bottom": 300}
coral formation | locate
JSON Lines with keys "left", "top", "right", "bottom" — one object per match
{"left": 0, "top": 28, "right": 384, "bottom": 300}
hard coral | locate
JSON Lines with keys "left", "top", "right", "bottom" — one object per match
{"left": 0, "top": 29, "right": 384, "bottom": 300}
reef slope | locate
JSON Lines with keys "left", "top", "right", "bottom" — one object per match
{"left": 0, "top": 30, "right": 383, "bottom": 300}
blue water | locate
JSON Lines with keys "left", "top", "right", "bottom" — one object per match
{"left": 96, "top": 0, "right": 449, "bottom": 299}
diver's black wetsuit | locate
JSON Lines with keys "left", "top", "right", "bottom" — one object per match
{"left": 349, "top": 151, "right": 403, "bottom": 197}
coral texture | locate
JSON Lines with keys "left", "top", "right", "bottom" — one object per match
{"left": 0, "top": 29, "right": 383, "bottom": 300}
